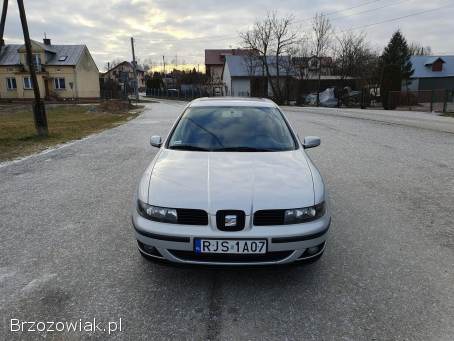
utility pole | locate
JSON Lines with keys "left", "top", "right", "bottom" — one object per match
{"left": 107, "top": 61, "right": 112, "bottom": 99}
{"left": 17, "top": 0, "right": 48, "bottom": 136}
{"left": 0, "top": 0, "right": 8, "bottom": 47}
{"left": 162, "top": 55, "right": 165, "bottom": 75}
{"left": 316, "top": 56, "right": 321, "bottom": 107}
{"left": 130, "top": 37, "right": 139, "bottom": 103}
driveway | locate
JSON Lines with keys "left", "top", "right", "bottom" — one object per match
{"left": 1, "top": 100, "right": 453, "bottom": 340}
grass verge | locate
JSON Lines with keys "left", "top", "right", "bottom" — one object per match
{"left": 0, "top": 103, "right": 140, "bottom": 162}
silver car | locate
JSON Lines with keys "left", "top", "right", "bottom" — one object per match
{"left": 132, "top": 98, "right": 330, "bottom": 266}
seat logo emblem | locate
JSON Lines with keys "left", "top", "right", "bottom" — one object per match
{"left": 225, "top": 215, "right": 237, "bottom": 227}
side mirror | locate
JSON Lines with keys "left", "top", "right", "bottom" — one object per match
{"left": 150, "top": 136, "right": 162, "bottom": 148}
{"left": 303, "top": 136, "right": 321, "bottom": 149}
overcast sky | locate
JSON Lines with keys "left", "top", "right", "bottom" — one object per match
{"left": 3, "top": 0, "right": 453, "bottom": 71}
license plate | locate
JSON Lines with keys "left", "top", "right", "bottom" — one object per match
{"left": 194, "top": 239, "right": 267, "bottom": 254}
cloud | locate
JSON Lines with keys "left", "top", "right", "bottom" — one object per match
{"left": 2, "top": 0, "right": 453, "bottom": 71}
{"left": 71, "top": 15, "right": 97, "bottom": 28}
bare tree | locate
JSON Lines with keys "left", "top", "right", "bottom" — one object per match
{"left": 242, "top": 50, "right": 262, "bottom": 96}
{"left": 241, "top": 13, "right": 273, "bottom": 98}
{"left": 333, "top": 31, "right": 380, "bottom": 106}
{"left": 310, "top": 13, "right": 333, "bottom": 106}
{"left": 243, "top": 52, "right": 261, "bottom": 77}
{"left": 279, "top": 51, "right": 297, "bottom": 103}
{"left": 334, "top": 31, "right": 372, "bottom": 82}
{"left": 291, "top": 35, "right": 311, "bottom": 80}
{"left": 361, "top": 50, "right": 381, "bottom": 100}
{"left": 270, "top": 14, "right": 298, "bottom": 102}
{"left": 408, "top": 42, "right": 432, "bottom": 56}
{"left": 286, "top": 35, "right": 314, "bottom": 104}
{"left": 240, "top": 12, "right": 297, "bottom": 103}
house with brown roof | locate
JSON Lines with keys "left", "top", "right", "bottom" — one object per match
{"left": 205, "top": 49, "right": 255, "bottom": 95}
{"left": 0, "top": 38, "right": 100, "bottom": 100}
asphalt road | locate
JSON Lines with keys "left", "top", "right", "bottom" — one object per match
{"left": 1, "top": 100, "right": 453, "bottom": 340}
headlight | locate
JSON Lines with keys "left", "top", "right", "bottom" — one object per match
{"left": 284, "top": 202, "right": 325, "bottom": 224}
{"left": 137, "top": 200, "right": 178, "bottom": 223}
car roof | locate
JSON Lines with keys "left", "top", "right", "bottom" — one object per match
{"left": 188, "top": 97, "right": 277, "bottom": 108}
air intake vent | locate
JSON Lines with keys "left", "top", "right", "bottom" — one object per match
{"left": 177, "top": 209, "right": 209, "bottom": 225}
{"left": 253, "top": 210, "right": 285, "bottom": 226}
{"left": 169, "top": 250, "right": 293, "bottom": 263}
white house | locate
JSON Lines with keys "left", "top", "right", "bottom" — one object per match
{"left": 205, "top": 49, "right": 253, "bottom": 96}
{"left": 222, "top": 55, "right": 296, "bottom": 97}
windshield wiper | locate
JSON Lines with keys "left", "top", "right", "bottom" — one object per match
{"left": 169, "top": 145, "right": 211, "bottom": 151}
{"left": 214, "top": 147, "right": 275, "bottom": 152}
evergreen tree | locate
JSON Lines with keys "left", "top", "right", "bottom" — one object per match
{"left": 380, "top": 30, "right": 414, "bottom": 109}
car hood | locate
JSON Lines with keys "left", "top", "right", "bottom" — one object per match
{"left": 147, "top": 149, "right": 315, "bottom": 215}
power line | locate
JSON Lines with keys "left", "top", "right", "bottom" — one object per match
{"left": 137, "top": 1, "right": 402, "bottom": 44}
{"left": 293, "top": 0, "right": 384, "bottom": 24}
{"left": 135, "top": 33, "right": 238, "bottom": 44}
{"left": 142, "top": 1, "right": 388, "bottom": 43}
{"left": 133, "top": 2, "right": 453, "bottom": 50}
{"left": 328, "top": 0, "right": 412, "bottom": 23}
{"left": 294, "top": 0, "right": 413, "bottom": 31}
{"left": 340, "top": 3, "right": 454, "bottom": 32}
{"left": 144, "top": 3, "right": 452, "bottom": 45}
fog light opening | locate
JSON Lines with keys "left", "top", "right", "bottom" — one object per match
{"left": 138, "top": 241, "right": 163, "bottom": 258}
{"left": 143, "top": 245, "right": 157, "bottom": 254}
{"left": 306, "top": 246, "right": 320, "bottom": 255}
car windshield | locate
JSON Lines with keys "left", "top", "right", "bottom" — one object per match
{"left": 167, "top": 106, "right": 297, "bottom": 152}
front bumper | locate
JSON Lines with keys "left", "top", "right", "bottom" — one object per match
{"left": 132, "top": 210, "right": 331, "bottom": 266}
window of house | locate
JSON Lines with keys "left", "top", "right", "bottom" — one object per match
{"left": 23, "top": 76, "right": 33, "bottom": 89}
{"left": 6, "top": 77, "right": 17, "bottom": 90}
{"left": 58, "top": 56, "right": 68, "bottom": 62}
{"left": 54, "top": 77, "right": 66, "bottom": 90}
{"left": 28, "top": 54, "right": 42, "bottom": 72}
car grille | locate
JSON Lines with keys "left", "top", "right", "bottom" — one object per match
{"left": 177, "top": 209, "right": 209, "bottom": 225}
{"left": 169, "top": 250, "right": 293, "bottom": 263}
{"left": 253, "top": 210, "right": 285, "bottom": 226}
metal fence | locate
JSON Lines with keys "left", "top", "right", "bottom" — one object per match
{"left": 388, "top": 89, "right": 454, "bottom": 113}
{"left": 145, "top": 86, "right": 454, "bottom": 113}
{"left": 146, "top": 88, "right": 208, "bottom": 100}
{"left": 446, "top": 90, "right": 454, "bottom": 113}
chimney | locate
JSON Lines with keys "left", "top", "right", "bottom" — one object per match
{"left": 43, "top": 38, "right": 51, "bottom": 45}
